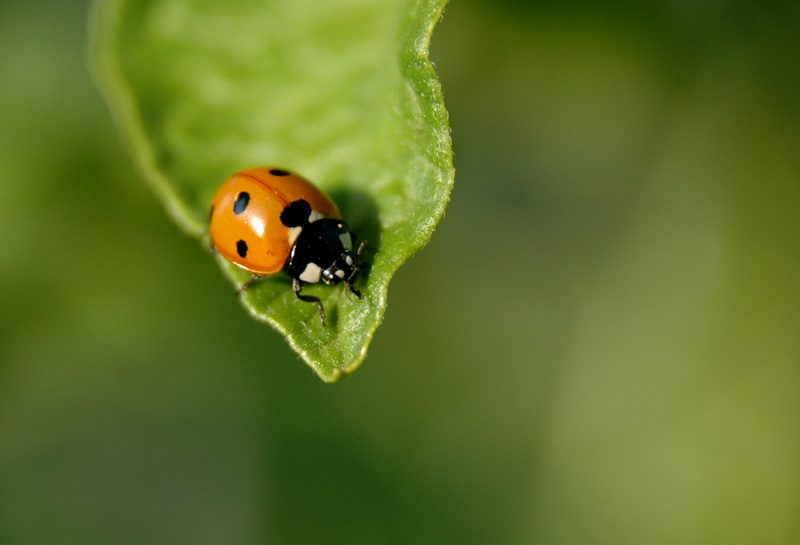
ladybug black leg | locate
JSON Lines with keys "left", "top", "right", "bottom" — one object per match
{"left": 344, "top": 240, "right": 367, "bottom": 300}
{"left": 237, "top": 274, "right": 262, "bottom": 293}
{"left": 293, "top": 278, "right": 326, "bottom": 325}
{"left": 345, "top": 278, "right": 361, "bottom": 300}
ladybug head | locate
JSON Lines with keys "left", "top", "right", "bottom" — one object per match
{"left": 320, "top": 250, "right": 359, "bottom": 286}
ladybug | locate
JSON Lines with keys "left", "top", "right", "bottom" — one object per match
{"left": 209, "top": 167, "right": 365, "bottom": 325}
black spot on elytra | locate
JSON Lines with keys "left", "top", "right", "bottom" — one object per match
{"left": 269, "top": 169, "right": 290, "bottom": 176}
{"left": 280, "top": 199, "right": 312, "bottom": 228}
{"left": 236, "top": 239, "right": 248, "bottom": 258}
{"left": 233, "top": 192, "right": 250, "bottom": 215}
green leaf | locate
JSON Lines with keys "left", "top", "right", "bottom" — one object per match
{"left": 91, "top": 0, "right": 453, "bottom": 381}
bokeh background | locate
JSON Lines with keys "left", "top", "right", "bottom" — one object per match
{"left": 2, "top": 0, "right": 799, "bottom": 543}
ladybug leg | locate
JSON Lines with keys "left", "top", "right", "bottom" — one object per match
{"left": 236, "top": 274, "right": 263, "bottom": 293}
{"left": 341, "top": 259, "right": 361, "bottom": 301}
{"left": 293, "top": 278, "right": 326, "bottom": 326}
{"left": 344, "top": 240, "right": 368, "bottom": 300}
{"left": 345, "top": 278, "right": 361, "bottom": 300}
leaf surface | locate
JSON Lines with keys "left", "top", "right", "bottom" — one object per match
{"left": 92, "top": 0, "right": 453, "bottom": 380}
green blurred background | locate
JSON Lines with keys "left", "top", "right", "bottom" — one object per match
{"left": 2, "top": 0, "right": 799, "bottom": 543}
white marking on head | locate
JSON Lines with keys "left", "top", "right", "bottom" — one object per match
{"left": 339, "top": 233, "right": 353, "bottom": 250}
{"left": 345, "top": 255, "right": 354, "bottom": 266}
{"left": 335, "top": 269, "right": 346, "bottom": 279}
{"left": 298, "top": 263, "right": 322, "bottom": 283}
